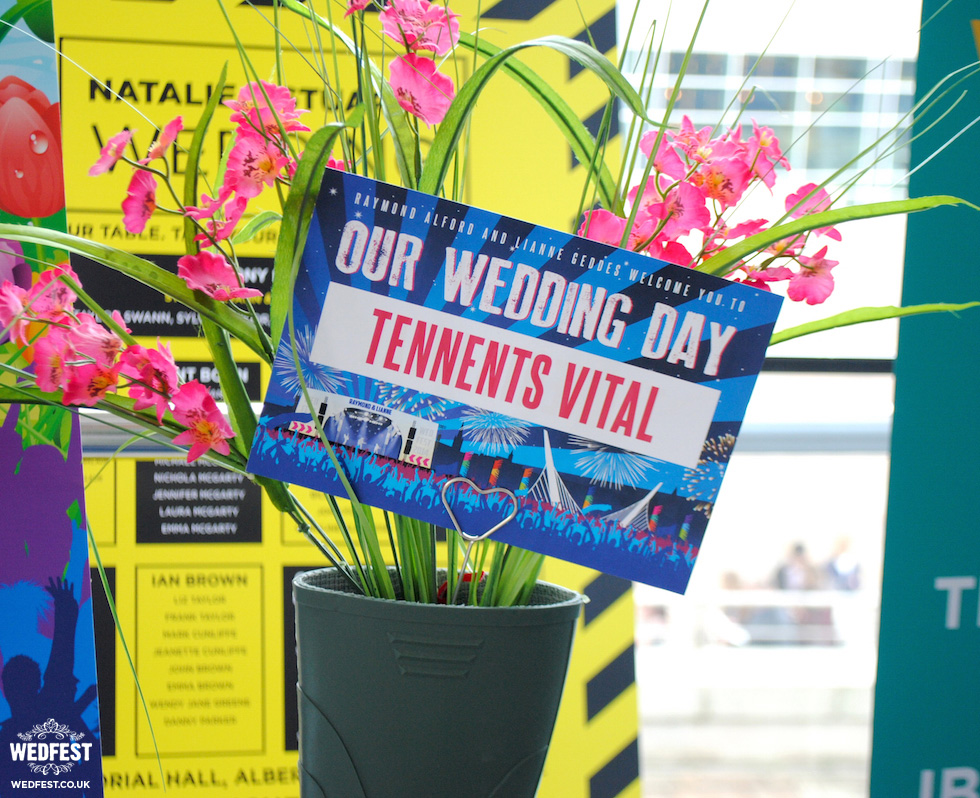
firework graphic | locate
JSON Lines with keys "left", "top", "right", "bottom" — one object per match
{"left": 373, "top": 382, "right": 456, "bottom": 419}
{"left": 273, "top": 326, "right": 347, "bottom": 396}
{"left": 459, "top": 409, "right": 531, "bottom": 456}
{"left": 569, "top": 436, "right": 659, "bottom": 490}
{"left": 681, "top": 433, "right": 736, "bottom": 511}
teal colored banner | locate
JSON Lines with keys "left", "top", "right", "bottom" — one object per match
{"left": 870, "top": 2, "right": 980, "bottom": 796}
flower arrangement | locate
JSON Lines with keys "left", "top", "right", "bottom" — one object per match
{"left": 0, "top": 0, "right": 977, "bottom": 607}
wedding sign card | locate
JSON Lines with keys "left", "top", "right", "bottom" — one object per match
{"left": 247, "top": 170, "right": 782, "bottom": 592}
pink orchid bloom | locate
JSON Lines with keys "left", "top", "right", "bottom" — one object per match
{"left": 577, "top": 209, "right": 627, "bottom": 247}
{"left": 736, "top": 263, "right": 794, "bottom": 292}
{"left": 645, "top": 235, "right": 695, "bottom": 268}
{"left": 0, "top": 280, "right": 30, "bottom": 346}
{"left": 746, "top": 121, "right": 789, "bottom": 189}
{"left": 171, "top": 380, "right": 235, "bottom": 462}
{"left": 787, "top": 246, "right": 837, "bottom": 304}
{"left": 380, "top": 0, "right": 461, "bottom": 55}
{"left": 345, "top": 0, "right": 372, "bottom": 16}
{"left": 24, "top": 263, "right": 78, "bottom": 324}
{"left": 184, "top": 185, "right": 235, "bottom": 220}
{"left": 694, "top": 157, "right": 752, "bottom": 209}
{"left": 327, "top": 156, "right": 351, "bottom": 172}
{"left": 120, "top": 341, "right": 178, "bottom": 423}
{"left": 61, "top": 360, "right": 121, "bottom": 407}
{"left": 89, "top": 129, "right": 133, "bottom": 176}
{"left": 194, "top": 194, "right": 249, "bottom": 243}
{"left": 639, "top": 131, "right": 687, "bottom": 181}
{"left": 121, "top": 169, "right": 157, "bottom": 234}
{"left": 643, "top": 181, "right": 711, "bottom": 239}
{"left": 177, "top": 250, "right": 263, "bottom": 301}
{"left": 785, "top": 182, "right": 842, "bottom": 241}
{"left": 750, "top": 120, "right": 789, "bottom": 169}
{"left": 224, "top": 132, "right": 290, "bottom": 199}
{"left": 140, "top": 116, "right": 183, "bottom": 164}
{"left": 33, "top": 325, "right": 75, "bottom": 392}
{"left": 224, "top": 81, "right": 308, "bottom": 136}
{"left": 726, "top": 218, "right": 769, "bottom": 239}
{"left": 69, "top": 312, "right": 125, "bottom": 367}
{"left": 389, "top": 54, "right": 455, "bottom": 126}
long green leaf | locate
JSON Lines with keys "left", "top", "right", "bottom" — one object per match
{"left": 233, "top": 210, "right": 283, "bottom": 245}
{"left": 270, "top": 119, "right": 358, "bottom": 348}
{"left": 456, "top": 32, "right": 626, "bottom": 212}
{"left": 0, "top": 224, "right": 270, "bottom": 358}
{"left": 182, "top": 62, "right": 228, "bottom": 248}
{"left": 0, "top": 0, "right": 48, "bottom": 46}
{"left": 178, "top": 62, "right": 259, "bottom": 461}
{"left": 770, "top": 301, "right": 980, "bottom": 344}
{"left": 420, "top": 35, "right": 652, "bottom": 198}
{"left": 698, "top": 195, "right": 970, "bottom": 277}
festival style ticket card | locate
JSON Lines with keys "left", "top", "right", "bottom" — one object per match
{"left": 246, "top": 170, "right": 782, "bottom": 592}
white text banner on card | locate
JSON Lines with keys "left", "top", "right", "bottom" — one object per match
{"left": 312, "top": 283, "right": 719, "bottom": 467}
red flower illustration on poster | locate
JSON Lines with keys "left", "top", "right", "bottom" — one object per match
{"left": 0, "top": 75, "right": 64, "bottom": 219}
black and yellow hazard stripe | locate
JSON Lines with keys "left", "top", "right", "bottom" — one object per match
{"left": 540, "top": 562, "right": 641, "bottom": 798}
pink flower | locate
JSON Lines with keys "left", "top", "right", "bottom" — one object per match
{"left": 380, "top": 0, "right": 460, "bottom": 55}
{"left": 122, "top": 170, "right": 157, "bottom": 234}
{"left": 171, "top": 381, "right": 235, "bottom": 462}
{"left": 694, "top": 157, "right": 752, "bottom": 209}
{"left": 224, "top": 81, "right": 308, "bottom": 136}
{"left": 785, "top": 183, "right": 842, "bottom": 241}
{"left": 33, "top": 325, "right": 74, "bottom": 392}
{"left": 787, "top": 246, "right": 837, "bottom": 304}
{"left": 672, "top": 116, "right": 719, "bottom": 163}
{"left": 140, "top": 116, "right": 183, "bottom": 164}
{"left": 577, "top": 209, "right": 627, "bottom": 247}
{"left": 0, "top": 280, "right": 30, "bottom": 346}
{"left": 344, "top": 0, "right": 372, "bottom": 16}
{"left": 194, "top": 195, "right": 249, "bottom": 243}
{"left": 89, "top": 129, "right": 133, "bottom": 176}
{"left": 224, "top": 133, "right": 290, "bottom": 199}
{"left": 640, "top": 181, "right": 711, "bottom": 239}
{"left": 184, "top": 185, "right": 234, "bottom": 220}
{"left": 646, "top": 236, "right": 694, "bottom": 268}
{"left": 25, "top": 263, "right": 78, "bottom": 324}
{"left": 388, "top": 54, "right": 455, "bottom": 125}
{"left": 737, "top": 263, "right": 794, "bottom": 292}
{"left": 120, "top": 341, "right": 178, "bottom": 423}
{"left": 639, "top": 131, "right": 687, "bottom": 181}
{"left": 746, "top": 120, "right": 789, "bottom": 188}
{"left": 327, "top": 156, "right": 351, "bottom": 171}
{"left": 61, "top": 361, "right": 121, "bottom": 407}
{"left": 177, "top": 250, "right": 263, "bottom": 301}
{"left": 69, "top": 312, "right": 125, "bottom": 367}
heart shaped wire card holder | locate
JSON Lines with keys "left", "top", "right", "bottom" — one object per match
{"left": 440, "top": 476, "right": 519, "bottom": 604}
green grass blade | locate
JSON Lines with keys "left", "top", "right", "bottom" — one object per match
{"left": 270, "top": 117, "right": 359, "bottom": 348}
{"left": 182, "top": 62, "right": 228, "bottom": 246}
{"left": 0, "top": 224, "right": 270, "bottom": 358}
{"left": 455, "top": 32, "right": 629, "bottom": 211}
{"left": 421, "top": 35, "right": 652, "bottom": 199}
{"left": 697, "top": 195, "right": 970, "bottom": 277}
{"left": 770, "top": 301, "right": 980, "bottom": 344}
{"left": 233, "top": 210, "right": 283, "bottom": 245}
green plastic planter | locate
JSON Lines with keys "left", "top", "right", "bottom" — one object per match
{"left": 293, "top": 568, "right": 586, "bottom": 798}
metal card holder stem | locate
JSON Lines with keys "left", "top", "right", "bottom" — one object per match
{"left": 440, "top": 476, "right": 519, "bottom": 605}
